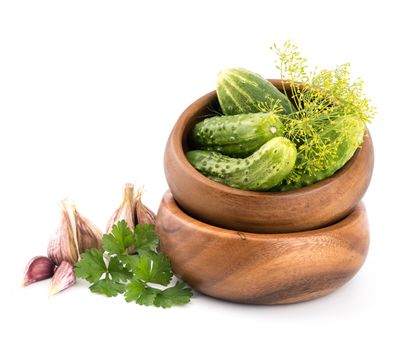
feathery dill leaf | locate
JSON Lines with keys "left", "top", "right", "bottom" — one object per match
{"left": 270, "top": 41, "right": 375, "bottom": 183}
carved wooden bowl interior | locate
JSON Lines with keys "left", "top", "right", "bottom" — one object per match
{"left": 163, "top": 80, "right": 374, "bottom": 233}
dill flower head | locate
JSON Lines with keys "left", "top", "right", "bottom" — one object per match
{"left": 270, "top": 41, "right": 376, "bottom": 183}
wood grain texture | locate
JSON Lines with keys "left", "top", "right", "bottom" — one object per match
{"left": 156, "top": 191, "right": 370, "bottom": 305}
{"left": 164, "top": 80, "right": 374, "bottom": 233}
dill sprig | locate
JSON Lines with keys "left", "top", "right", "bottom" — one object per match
{"left": 270, "top": 41, "right": 376, "bottom": 183}
{"left": 257, "top": 97, "right": 285, "bottom": 115}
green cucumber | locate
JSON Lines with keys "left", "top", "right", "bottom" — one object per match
{"left": 186, "top": 137, "right": 297, "bottom": 191}
{"left": 275, "top": 117, "right": 366, "bottom": 191}
{"left": 190, "top": 112, "right": 283, "bottom": 158}
{"left": 217, "top": 67, "right": 294, "bottom": 115}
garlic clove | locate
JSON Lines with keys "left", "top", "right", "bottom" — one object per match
{"left": 135, "top": 192, "right": 156, "bottom": 225}
{"left": 48, "top": 199, "right": 103, "bottom": 265}
{"left": 106, "top": 183, "right": 136, "bottom": 233}
{"left": 75, "top": 206, "right": 103, "bottom": 252}
{"left": 47, "top": 199, "right": 79, "bottom": 265}
{"left": 22, "top": 256, "right": 56, "bottom": 287}
{"left": 49, "top": 261, "right": 76, "bottom": 296}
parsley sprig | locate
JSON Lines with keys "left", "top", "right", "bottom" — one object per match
{"left": 74, "top": 221, "right": 192, "bottom": 308}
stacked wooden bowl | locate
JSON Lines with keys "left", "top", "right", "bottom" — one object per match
{"left": 156, "top": 81, "right": 374, "bottom": 305}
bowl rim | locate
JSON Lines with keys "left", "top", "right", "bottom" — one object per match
{"left": 171, "top": 82, "right": 370, "bottom": 198}
{"left": 160, "top": 191, "right": 366, "bottom": 239}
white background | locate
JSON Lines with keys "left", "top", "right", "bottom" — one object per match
{"left": 1, "top": 1, "right": 400, "bottom": 349}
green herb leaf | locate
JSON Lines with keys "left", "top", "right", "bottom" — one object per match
{"left": 103, "top": 221, "right": 134, "bottom": 254}
{"left": 75, "top": 220, "right": 192, "bottom": 307}
{"left": 153, "top": 282, "right": 193, "bottom": 308}
{"left": 74, "top": 248, "right": 107, "bottom": 283}
{"left": 134, "top": 253, "right": 173, "bottom": 286}
{"left": 124, "top": 280, "right": 146, "bottom": 302}
{"left": 132, "top": 224, "right": 159, "bottom": 255}
{"left": 136, "top": 287, "right": 158, "bottom": 306}
{"left": 124, "top": 280, "right": 158, "bottom": 306}
{"left": 119, "top": 253, "right": 140, "bottom": 271}
{"left": 108, "top": 256, "right": 132, "bottom": 282}
{"left": 90, "top": 278, "right": 126, "bottom": 297}
{"left": 125, "top": 280, "right": 193, "bottom": 308}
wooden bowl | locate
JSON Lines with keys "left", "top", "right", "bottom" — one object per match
{"left": 156, "top": 191, "right": 370, "bottom": 305}
{"left": 164, "top": 80, "right": 374, "bottom": 233}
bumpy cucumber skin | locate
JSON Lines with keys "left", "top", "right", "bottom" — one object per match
{"left": 191, "top": 112, "right": 283, "bottom": 158}
{"left": 186, "top": 137, "right": 297, "bottom": 191}
{"left": 217, "top": 67, "right": 294, "bottom": 115}
{"left": 275, "top": 117, "right": 366, "bottom": 191}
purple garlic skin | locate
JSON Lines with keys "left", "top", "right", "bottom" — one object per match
{"left": 49, "top": 261, "right": 76, "bottom": 296}
{"left": 135, "top": 198, "right": 156, "bottom": 225}
{"left": 75, "top": 209, "right": 103, "bottom": 252}
{"left": 23, "top": 256, "right": 56, "bottom": 287}
{"left": 47, "top": 203, "right": 78, "bottom": 265}
{"left": 48, "top": 198, "right": 103, "bottom": 265}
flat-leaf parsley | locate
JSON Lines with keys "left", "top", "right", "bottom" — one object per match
{"left": 75, "top": 221, "right": 192, "bottom": 308}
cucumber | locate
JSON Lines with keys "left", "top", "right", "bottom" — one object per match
{"left": 190, "top": 112, "right": 283, "bottom": 158}
{"left": 274, "top": 116, "right": 366, "bottom": 191}
{"left": 217, "top": 67, "right": 294, "bottom": 115}
{"left": 186, "top": 137, "right": 297, "bottom": 191}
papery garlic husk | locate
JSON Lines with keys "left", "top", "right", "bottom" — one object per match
{"left": 22, "top": 256, "right": 56, "bottom": 287}
{"left": 49, "top": 261, "right": 76, "bottom": 296}
{"left": 135, "top": 190, "right": 156, "bottom": 225}
{"left": 106, "top": 183, "right": 136, "bottom": 233}
{"left": 75, "top": 207, "right": 103, "bottom": 252}
{"left": 47, "top": 199, "right": 103, "bottom": 265}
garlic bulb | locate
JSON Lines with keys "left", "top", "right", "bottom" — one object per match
{"left": 47, "top": 199, "right": 102, "bottom": 265}
{"left": 106, "top": 183, "right": 136, "bottom": 233}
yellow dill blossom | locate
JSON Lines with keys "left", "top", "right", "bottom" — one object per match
{"left": 270, "top": 41, "right": 376, "bottom": 184}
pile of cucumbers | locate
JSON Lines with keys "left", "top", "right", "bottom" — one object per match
{"left": 186, "top": 68, "right": 365, "bottom": 192}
